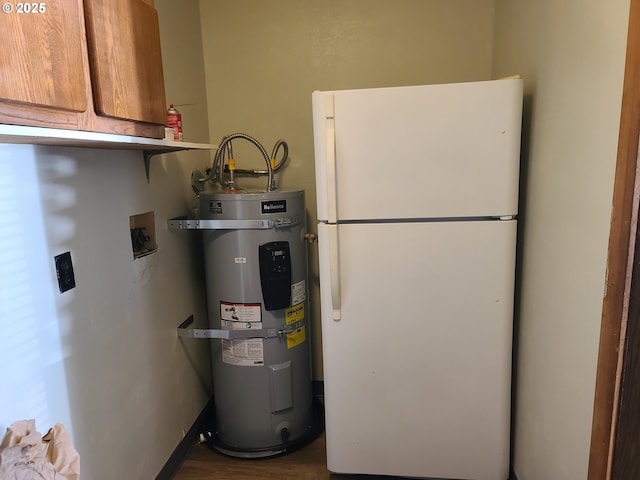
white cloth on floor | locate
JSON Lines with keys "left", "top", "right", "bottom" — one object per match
{"left": 0, "top": 419, "right": 79, "bottom": 480}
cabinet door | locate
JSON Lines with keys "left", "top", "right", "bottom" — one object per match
{"left": 84, "top": 0, "right": 167, "bottom": 125}
{"left": 0, "top": 0, "right": 87, "bottom": 112}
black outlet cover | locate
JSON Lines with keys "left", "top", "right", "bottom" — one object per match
{"left": 55, "top": 252, "right": 76, "bottom": 294}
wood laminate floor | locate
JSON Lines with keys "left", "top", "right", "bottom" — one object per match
{"left": 172, "top": 432, "right": 400, "bottom": 480}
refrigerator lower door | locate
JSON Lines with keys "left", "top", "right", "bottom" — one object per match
{"left": 318, "top": 220, "right": 516, "bottom": 480}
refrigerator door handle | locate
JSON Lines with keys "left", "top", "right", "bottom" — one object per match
{"left": 326, "top": 117, "right": 338, "bottom": 224}
{"left": 328, "top": 225, "right": 342, "bottom": 321}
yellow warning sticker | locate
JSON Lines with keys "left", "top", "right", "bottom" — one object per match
{"left": 285, "top": 303, "right": 304, "bottom": 325}
{"left": 287, "top": 326, "right": 306, "bottom": 349}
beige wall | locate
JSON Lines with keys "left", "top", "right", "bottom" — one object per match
{"left": 157, "top": 0, "right": 210, "bottom": 146}
{"left": 198, "top": 0, "right": 498, "bottom": 379}
{"left": 492, "top": 0, "right": 630, "bottom": 478}
{"left": 155, "top": 0, "right": 214, "bottom": 467}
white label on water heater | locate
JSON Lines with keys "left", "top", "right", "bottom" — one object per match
{"left": 221, "top": 320, "right": 263, "bottom": 330}
{"left": 220, "top": 301, "right": 264, "bottom": 366}
{"left": 291, "top": 280, "right": 306, "bottom": 305}
{"left": 222, "top": 339, "right": 264, "bottom": 366}
{"left": 220, "top": 302, "right": 261, "bottom": 323}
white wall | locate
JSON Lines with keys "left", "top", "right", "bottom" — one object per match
{"left": 0, "top": 1, "right": 212, "bottom": 478}
{"left": 198, "top": 0, "right": 498, "bottom": 379}
{"left": 0, "top": 145, "right": 210, "bottom": 479}
{"left": 492, "top": 0, "right": 630, "bottom": 478}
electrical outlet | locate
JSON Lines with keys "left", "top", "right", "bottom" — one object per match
{"left": 55, "top": 252, "right": 76, "bottom": 293}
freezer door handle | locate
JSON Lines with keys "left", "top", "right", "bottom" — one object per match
{"left": 326, "top": 117, "right": 338, "bottom": 224}
{"left": 328, "top": 225, "right": 342, "bottom": 320}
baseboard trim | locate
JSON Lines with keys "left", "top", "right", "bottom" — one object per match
{"left": 155, "top": 397, "right": 214, "bottom": 480}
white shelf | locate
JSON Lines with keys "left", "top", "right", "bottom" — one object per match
{"left": 0, "top": 123, "right": 216, "bottom": 181}
{"left": 0, "top": 123, "right": 213, "bottom": 150}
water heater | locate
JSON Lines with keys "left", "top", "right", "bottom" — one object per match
{"left": 197, "top": 189, "right": 320, "bottom": 457}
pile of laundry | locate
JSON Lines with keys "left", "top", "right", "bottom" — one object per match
{"left": 0, "top": 419, "right": 79, "bottom": 480}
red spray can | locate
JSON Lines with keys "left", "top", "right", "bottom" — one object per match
{"left": 167, "top": 104, "right": 183, "bottom": 141}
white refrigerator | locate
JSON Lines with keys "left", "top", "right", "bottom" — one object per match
{"left": 312, "top": 78, "right": 523, "bottom": 480}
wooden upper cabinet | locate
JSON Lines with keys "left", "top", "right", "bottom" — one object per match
{"left": 0, "top": 0, "right": 167, "bottom": 138}
{"left": 84, "top": 0, "right": 167, "bottom": 125}
{"left": 0, "top": 1, "right": 87, "bottom": 112}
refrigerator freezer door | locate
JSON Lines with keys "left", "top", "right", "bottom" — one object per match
{"left": 313, "top": 79, "right": 522, "bottom": 222}
{"left": 318, "top": 219, "right": 516, "bottom": 480}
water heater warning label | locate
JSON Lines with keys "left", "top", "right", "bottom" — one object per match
{"left": 220, "top": 302, "right": 261, "bottom": 323}
{"left": 285, "top": 303, "right": 305, "bottom": 349}
{"left": 286, "top": 303, "right": 304, "bottom": 324}
{"left": 291, "top": 280, "right": 306, "bottom": 305}
{"left": 220, "top": 301, "right": 264, "bottom": 366}
{"left": 287, "top": 326, "right": 305, "bottom": 349}
{"left": 222, "top": 339, "right": 264, "bottom": 366}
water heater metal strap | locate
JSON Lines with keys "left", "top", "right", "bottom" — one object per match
{"left": 177, "top": 316, "right": 305, "bottom": 340}
{"left": 168, "top": 216, "right": 303, "bottom": 230}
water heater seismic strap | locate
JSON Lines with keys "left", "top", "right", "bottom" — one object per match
{"left": 168, "top": 217, "right": 302, "bottom": 230}
{"left": 177, "top": 317, "right": 306, "bottom": 340}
